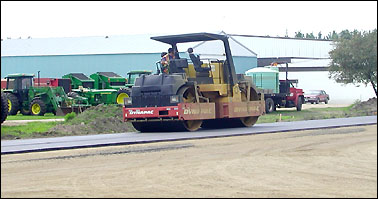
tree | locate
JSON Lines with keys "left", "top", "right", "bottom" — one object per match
{"left": 325, "top": 30, "right": 339, "bottom": 40}
{"left": 305, "top": 32, "right": 315, "bottom": 39}
{"left": 338, "top": 29, "right": 352, "bottom": 40}
{"left": 328, "top": 29, "right": 377, "bottom": 97}
{"left": 295, "top": 31, "right": 304, "bottom": 38}
{"left": 317, "top": 31, "right": 323, "bottom": 40}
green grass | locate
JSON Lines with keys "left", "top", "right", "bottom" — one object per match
{"left": 6, "top": 113, "right": 65, "bottom": 120}
{"left": 256, "top": 106, "right": 355, "bottom": 124}
{"left": 1, "top": 103, "right": 375, "bottom": 140}
{"left": 1, "top": 121, "right": 63, "bottom": 139}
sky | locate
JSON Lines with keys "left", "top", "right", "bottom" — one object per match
{"left": 1, "top": 1, "right": 377, "bottom": 39}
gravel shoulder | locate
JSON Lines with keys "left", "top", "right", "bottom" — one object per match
{"left": 2, "top": 119, "right": 64, "bottom": 126}
{"left": 280, "top": 103, "right": 351, "bottom": 110}
{"left": 1, "top": 125, "right": 376, "bottom": 198}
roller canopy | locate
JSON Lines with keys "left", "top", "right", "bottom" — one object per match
{"left": 151, "top": 33, "right": 228, "bottom": 44}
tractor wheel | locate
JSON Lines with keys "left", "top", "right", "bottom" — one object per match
{"left": 20, "top": 107, "right": 31, "bottom": 115}
{"left": 5, "top": 93, "right": 20, "bottom": 115}
{"left": 30, "top": 99, "right": 47, "bottom": 116}
{"left": 116, "top": 89, "right": 131, "bottom": 105}
{"left": 296, "top": 97, "right": 303, "bottom": 111}
{"left": 265, "top": 98, "right": 275, "bottom": 113}
{"left": 1, "top": 92, "right": 8, "bottom": 124}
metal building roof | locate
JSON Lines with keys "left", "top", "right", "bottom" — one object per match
{"left": 1, "top": 32, "right": 257, "bottom": 58}
{"left": 230, "top": 34, "right": 333, "bottom": 58}
{"left": 1, "top": 34, "right": 169, "bottom": 56}
{"left": 3, "top": 31, "right": 333, "bottom": 59}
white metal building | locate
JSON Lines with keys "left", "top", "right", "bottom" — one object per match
{"left": 1, "top": 32, "right": 375, "bottom": 103}
{"left": 1, "top": 32, "right": 257, "bottom": 79}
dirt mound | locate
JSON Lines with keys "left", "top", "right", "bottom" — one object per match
{"left": 349, "top": 97, "right": 377, "bottom": 116}
{"left": 48, "top": 104, "right": 135, "bottom": 136}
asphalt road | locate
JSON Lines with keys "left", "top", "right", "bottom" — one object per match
{"left": 1, "top": 116, "right": 376, "bottom": 154}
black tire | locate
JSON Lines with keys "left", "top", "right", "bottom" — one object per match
{"left": 5, "top": 93, "right": 20, "bottom": 115}
{"left": 116, "top": 89, "right": 131, "bottom": 105}
{"left": 311, "top": 102, "right": 314, "bottom": 104}
{"left": 265, "top": 98, "right": 275, "bottom": 113}
{"left": 30, "top": 99, "right": 47, "bottom": 116}
{"left": 20, "top": 107, "right": 31, "bottom": 115}
{"left": 296, "top": 97, "right": 303, "bottom": 111}
{"left": 315, "top": 98, "right": 320, "bottom": 104}
{"left": 325, "top": 98, "right": 328, "bottom": 104}
{"left": 1, "top": 92, "right": 8, "bottom": 124}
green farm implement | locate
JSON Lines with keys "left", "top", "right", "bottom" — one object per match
{"left": 3, "top": 73, "right": 90, "bottom": 116}
{"left": 62, "top": 73, "right": 119, "bottom": 105}
{"left": 89, "top": 72, "right": 131, "bottom": 104}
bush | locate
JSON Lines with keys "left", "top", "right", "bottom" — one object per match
{"left": 64, "top": 112, "right": 76, "bottom": 122}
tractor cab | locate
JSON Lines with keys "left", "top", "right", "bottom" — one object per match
{"left": 5, "top": 73, "right": 34, "bottom": 90}
{"left": 126, "top": 70, "right": 153, "bottom": 87}
{"left": 5, "top": 74, "right": 35, "bottom": 104}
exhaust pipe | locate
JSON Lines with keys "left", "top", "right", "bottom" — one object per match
{"left": 38, "top": 71, "right": 40, "bottom": 87}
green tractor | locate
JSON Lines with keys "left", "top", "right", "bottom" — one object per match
{"left": 89, "top": 72, "right": 131, "bottom": 104}
{"left": 62, "top": 73, "right": 119, "bottom": 106}
{"left": 3, "top": 73, "right": 90, "bottom": 116}
{"left": 125, "top": 70, "right": 153, "bottom": 87}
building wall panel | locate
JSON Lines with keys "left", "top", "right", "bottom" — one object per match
{"left": 1, "top": 53, "right": 161, "bottom": 78}
{"left": 1, "top": 54, "right": 256, "bottom": 78}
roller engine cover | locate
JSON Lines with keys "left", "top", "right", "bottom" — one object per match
{"left": 129, "top": 73, "right": 187, "bottom": 108}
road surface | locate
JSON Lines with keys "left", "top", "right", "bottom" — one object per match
{"left": 1, "top": 116, "right": 376, "bottom": 154}
{"left": 1, "top": 124, "right": 376, "bottom": 197}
